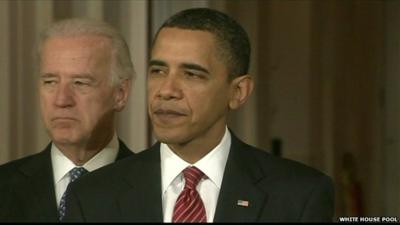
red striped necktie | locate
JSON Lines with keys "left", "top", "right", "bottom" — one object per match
{"left": 172, "top": 166, "right": 207, "bottom": 223}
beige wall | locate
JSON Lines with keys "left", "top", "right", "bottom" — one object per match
{"left": 0, "top": 0, "right": 11, "bottom": 162}
{"left": 214, "top": 0, "right": 387, "bottom": 218}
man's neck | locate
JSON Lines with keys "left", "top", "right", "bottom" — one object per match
{"left": 169, "top": 126, "right": 226, "bottom": 164}
{"left": 55, "top": 133, "right": 114, "bottom": 166}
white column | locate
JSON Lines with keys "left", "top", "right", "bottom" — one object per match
{"left": 72, "top": 0, "right": 103, "bottom": 20}
{"left": 151, "top": 0, "right": 209, "bottom": 40}
{"left": 238, "top": 2, "right": 259, "bottom": 148}
{"left": 33, "top": 0, "right": 53, "bottom": 151}
{"left": 0, "top": 0, "right": 10, "bottom": 164}
{"left": 15, "top": 0, "right": 25, "bottom": 158}
{"left": 116, "top": 0, "right": 149, "bottom": 152}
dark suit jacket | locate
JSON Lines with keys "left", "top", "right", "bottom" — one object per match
{"left": 64, "top": 134, "right": 335, "bottom": 222}
{"left": 0, "top": 140, "right": 133, "bottom": 222}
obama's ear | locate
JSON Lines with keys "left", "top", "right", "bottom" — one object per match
{"left": 228, "top": 75, "right": 254, "bottom": 110}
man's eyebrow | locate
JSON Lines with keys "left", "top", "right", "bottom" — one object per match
{"left": 71, "top": 74, "right": 95, "bottom": 81}
{"left": 39, "top": 73, "right": 95, "bottom": 81}
{"left": 181, "top": 63, "right": 209, "bottom": 74}
{"left": 149, "top": 60, "right": 167, "bottom": 67}
{"left": 40, "top": 73, "right": 57, "bottom": 78}
{"left": 148, "top": 60, "right": 210, "bottom": 74}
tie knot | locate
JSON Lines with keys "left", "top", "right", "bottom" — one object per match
{"left": 69, "top": 167, "right": 88, "bottom": 183}
{"left": 183, "top": 166, "right": 204, "bottom": 190}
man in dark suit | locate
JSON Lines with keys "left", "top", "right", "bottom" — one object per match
{"left": 64, "top": 8, "right": 335, "bottom": 222}
{"left": 0, "top": 18, "right": 135, "bottom": 222}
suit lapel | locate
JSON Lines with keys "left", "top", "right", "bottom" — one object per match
{"left": 117, "top": 143, "right": 163, "bottom": 222}
{"left": 214, "top": 135, "right": 268, "bottom": 222}
{"left": 18, "top": 143, "right": 59, "bottom": 221}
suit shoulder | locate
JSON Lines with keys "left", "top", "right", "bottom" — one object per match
{"left": 0, "top": 142, "right": 51, "bottom": 171}
{"left": 69, "top": 146, "right": 159, "bottom": 194}
{"left": 80, "top": 146, "right": 157, "bottom": 179}
{"left": 0, "top": 152, "right": 43, "bottom": 175}
{"left": 0, "top": 151, "right": 51, "bottom": 193}
{"left": 72, "top": 154, "right": 137, "bottom": 186}
{"left": 238, "top": 142, "right": 331, "bottom": 182}
{"left": 236, "top": 144, "right": 335, "bottom": 222}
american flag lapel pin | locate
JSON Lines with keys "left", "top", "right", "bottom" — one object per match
{"left": 237, "top": 200, "right": 249, "bottom": 207}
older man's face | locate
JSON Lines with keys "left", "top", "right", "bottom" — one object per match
{"left": 39, "top": 35, "right": 119, "bottom": 148}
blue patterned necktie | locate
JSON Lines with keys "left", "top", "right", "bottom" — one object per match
{"left": 58, "top": 167, "right": 88, "bottom": 221}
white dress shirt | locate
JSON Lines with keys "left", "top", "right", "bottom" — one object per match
{"left": 161, "top": 127, "right": 231, "bottom": 222}
{"left": 51, "top": 133, "right": 119, "bottom": 206}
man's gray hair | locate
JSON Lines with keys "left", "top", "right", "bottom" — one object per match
{"left": 37, "top": 18, "right": 135, "bottom": 86}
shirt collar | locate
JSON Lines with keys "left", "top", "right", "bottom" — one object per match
{"left": 161, "top": 127, "right": 231, "bottom": 193}
{"left": 52, "top": 133, "right": 119, "bottom": 183}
